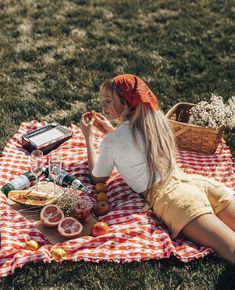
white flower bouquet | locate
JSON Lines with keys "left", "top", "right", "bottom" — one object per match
{"left": 188, "top": 94, "right": 235, "bottom": 130}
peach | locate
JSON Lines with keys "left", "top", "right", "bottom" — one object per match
{"left": 96, "top": 192, "right": 108, "bottom": 202}
{"left": 93, "top": 200, "right": 110, "bottom": 217}
{"left": 92, "top": 221, "right": 110, "bottom": 237}
{"left": 95, "top": 182, "right": 107, "bottom": 193}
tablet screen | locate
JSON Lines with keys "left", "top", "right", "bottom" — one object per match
{"left": 29, "top": 128, "right": 65, "bottom": 146}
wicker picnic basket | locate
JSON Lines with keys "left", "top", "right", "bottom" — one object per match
{"left": 166, "top": 102, "right": 224, "bottom": 154}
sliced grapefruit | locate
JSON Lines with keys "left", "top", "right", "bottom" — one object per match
{"left": 40, "top": 204, "right": 64, "bottom": 227}
{"left": 58, "top": 217, "right": 83, "bottom": 239}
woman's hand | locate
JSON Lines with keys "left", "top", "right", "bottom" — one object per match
{"left": 80, "top": 112, "right": 95, "bottom": 142}
{"left": 94, "top": 112, "right": 114, "bottom": 134}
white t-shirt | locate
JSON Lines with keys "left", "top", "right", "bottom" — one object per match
{"left": 92, "top": 121, "right": 160, "bottom": 193}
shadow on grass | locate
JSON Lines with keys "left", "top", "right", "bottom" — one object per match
{"left": 1, "top": 255, "right": 234, "bottom": 290}
{"left": 215, "top": 263, "right": 235, "bottom": 290}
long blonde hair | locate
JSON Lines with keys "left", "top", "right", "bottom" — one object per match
{"left": 100, "top": 79, "right": 177, "bottom": 192}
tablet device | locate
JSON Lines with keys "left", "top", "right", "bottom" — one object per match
{"left": 22, "top": 123, "right": 73, "bottom": 154}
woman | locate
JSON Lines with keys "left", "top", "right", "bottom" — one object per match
{"left": 80, "top": 74, "right": 235, "bottom": 264}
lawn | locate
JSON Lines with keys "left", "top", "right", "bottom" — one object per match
{"left": 0, "top": 0, "right": 235, "bottom": 289}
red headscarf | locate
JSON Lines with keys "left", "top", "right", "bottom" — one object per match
{"left": 113, "top": 74, "right": 159, "bottom": 110}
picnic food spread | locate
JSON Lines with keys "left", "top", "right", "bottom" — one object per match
{"left": 2, "top": 153, "right": 111, "bottom": 242}
{"left": 7, "top": 181, "right": 106, "bottom": 241}
{"left": 0, "top": 152, "right": 98, "bottom": 238}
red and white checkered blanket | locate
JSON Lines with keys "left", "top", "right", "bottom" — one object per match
{"left": 0, "top": 121, "right": 234, "bottom": 278}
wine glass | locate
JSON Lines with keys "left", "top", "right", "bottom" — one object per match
{"left": 31, "top": 150, "right": 44, "bottom": 191}
{"left": 49, "top": 152, "right": 61, "bottom": 195}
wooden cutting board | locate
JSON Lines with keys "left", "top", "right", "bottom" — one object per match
{"left": 7, "top": 181, "right": 98, "bottom": 244}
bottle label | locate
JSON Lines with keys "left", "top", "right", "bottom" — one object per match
{"left": 71, "top": 179, "right": 88, "bottom": 192}
{"left": 71, "top": 179, "right": 82, "bottom": 189}
{"left": 57, "top": 170, "right": 68, "bottom": 186}
{"left": 10, "top": 175, "right": 30, "bottom": 190}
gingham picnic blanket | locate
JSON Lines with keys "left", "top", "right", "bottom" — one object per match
{"left": 0, "top": 121, "right": 234, "bottom": 278}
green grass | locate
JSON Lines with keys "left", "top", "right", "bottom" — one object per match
{"left": 0, "top": 0, "right": 235, "bottom": 288}
{"left": 1, "top": 257, "right": 235, "bottom": 290}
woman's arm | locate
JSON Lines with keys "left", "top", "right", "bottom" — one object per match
{"left": 84, "top": 134, "right": 96, "bottom": 174}
{"left": 80, "top": 113, "right": 110, "bottom": 184}
{"left": 85, "top": 136, "right": 109, "bottom": 184}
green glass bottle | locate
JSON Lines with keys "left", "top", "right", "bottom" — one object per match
{"left": 46, "top": 167, "right": 89, "bottom": 193}
{"left": 1, "top": 171, "right": 36, "bottom": 197}
{"left": 58, "top": 169, "right": 89, "bottom": 193}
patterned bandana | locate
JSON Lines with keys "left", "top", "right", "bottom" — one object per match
{"left": 113, "top": 74, "right": 159, "bottom": 110}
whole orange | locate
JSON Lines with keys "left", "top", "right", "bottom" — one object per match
{"left": 92, "top": 222, "right": 110, "bottom": 237}
{"left": 93, "top": 200, "right": 110, "bottom": 216}
{"left": 95, "top": 183, "right": 107, "bottom": 193}
{"left": 97, "top": 192, "right": 108, "bottom": 202}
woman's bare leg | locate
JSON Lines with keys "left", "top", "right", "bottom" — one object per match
{"left": 216, "top": 197, "right": 235, "bottom": 231}
{"left": 181, "top": 213, "right": 235, "bottom": 265}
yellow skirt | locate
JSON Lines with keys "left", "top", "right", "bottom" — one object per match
{"left": 147, "top": 170, "right": 234, "bottom": 238}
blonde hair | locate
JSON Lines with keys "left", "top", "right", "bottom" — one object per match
{"left": 100, "top": 79, "right": 131, "bottom": 121}
{"left": 100, "top": 79, "right": 177, "bottom": 192}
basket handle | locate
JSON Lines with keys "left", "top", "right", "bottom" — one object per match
{"left": 174, "top": 127, "right": 190, "bottom": 137}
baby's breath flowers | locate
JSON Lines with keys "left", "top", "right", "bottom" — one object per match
{"left": 56, "top": 188, "right": 81, "bottom": 217}
{"left": 226, "top": 96, "right": 235, "bottom": 129}
{"left": 188, "top": 94, "right": 235, "bottom": 129}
